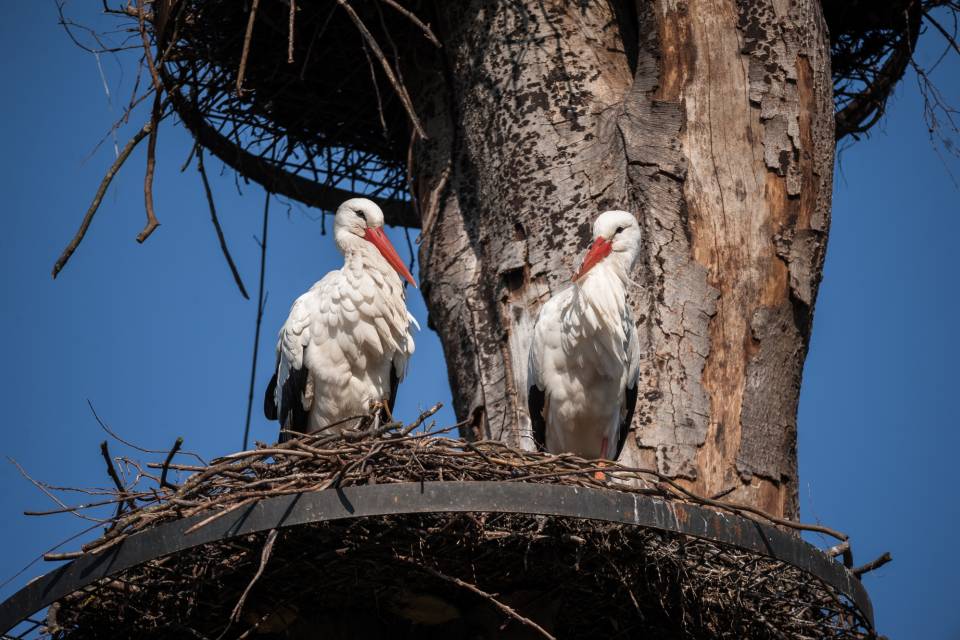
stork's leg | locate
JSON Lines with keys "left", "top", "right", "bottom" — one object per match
{"left": 380, "top": 400, "right": 395, "bottom": 423}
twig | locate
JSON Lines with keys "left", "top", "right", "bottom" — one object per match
{"left": 359, "top": 34, "right": 388, "bottom": 137}
{"left": 181, "top": 141, "right": 198, "bottom": 173}
{"left": 87, "top": 399, "right": 207, "bottom": 465}
{"left": 243, "top": 192, "right": 270, "bottom": 450}
{"left": 287, "top": 0, "right": 296, "bottom": 63}
{"left": 52, "top": 122, "right": 152, "bottom": 278}
{"left": 8, "top": 458, "right": 106, "bottom": 524}
{"left": 376, "top": 0, "right": 441, "bottom": 47}
{"left": 400, "top": 558, "right": 556, "bottom": 640}
{"left": 136, "top": 91, "right": 162, "bottom": 243}
{"left": 852, "top": 551, "right": 892, "bottom": 577}
{"left": 237, "top": 0, "right": 262, "bottom": 94}
{"left": 42, "top": 551, "right": 87, "bottom": 562}
{"left": 160, "top": 438, "right": 184, "bottom": 490}
{"left": 197, "top": 148, "right": 250, "bottom": 299}
{"left": 925, "top": 9, "right": 960, "bottom": 56}
{"left": 826, "top": 540, "right": 853, "bottom": 568}
{"left": 652, "top": 475, "right": 850, "bottom": 543}
{"left": 101, "top": 441, "right": 136, "bottom": 514}
{"left": 400, "top": 403, "right": 443, "bottom": 435}
{"left": 710, "top": 486, "right": 736, "bottom": 500}
{"left": 230, "top": 529, "right": 279, "bottom": 622}
{"left": 334, "top": 0, "right": 426, "bottom": 138}
{"left": 184, "top": 498, "right": 257, "bottom": 535}
{"left": 135, "top": 0, "right": 162, "bottom": 91}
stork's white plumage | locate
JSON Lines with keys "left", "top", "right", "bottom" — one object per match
{"left": 264, "top": 198, "right": 418, "bottom": 441}
{"left": 527, "top": 210, "right": 642, "bottom": 461}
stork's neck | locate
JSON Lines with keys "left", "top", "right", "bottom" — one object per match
{"left": 342, "top": 239, "right": 402, "bottom": 285}
{"left": 567, "top": 259, "right": 631, "bottom": 335}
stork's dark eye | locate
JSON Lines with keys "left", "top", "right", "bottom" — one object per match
{"left": 614, "top": 226, "right": 625, "bottom": 235}
{"left": 357, "top": 211, "right": 366, "bottom": 221}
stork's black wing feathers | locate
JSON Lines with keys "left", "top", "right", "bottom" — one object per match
{"left": 264, "top": 371, "right": 279, "bottom": 421}
{"left": 277, "top": 364, "right": 310, "bottom": 443}
{"left": 616, "top": 382, "right": 639, "bottom": 459}
{"left": 264, "top": 346, "right": 311, "bottom": 444}
{"left": 528, "top": 385, "right": 547, "bottom": 451}
{"left": 388, "top": 363, "right": 400, "bottom": 414}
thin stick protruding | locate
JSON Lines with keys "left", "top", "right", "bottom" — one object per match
{"left": 335, "top": 0, "right": 426, "bottom": 138}
{"left": 287, "top": 0, "right": 296, "bottom": 63}
{"left": 243, "top": 192, "right": 271, "bottom": 450}
{"left": 237, "top": 0, "right": 262, "bottom": 94}
{"left": 136, "top": 91, "right": 162, "bottom": 244}
{"left": 197, "top": 148, "right": 250, "bottom": 299}
{"left": 401, "top": 559, "right": 556, "bottom": 640}
{"left": 52, "top": 122, "right": 152, "bottom": 278}
{"left": 231, "top": 529, "right": 279, "bottom": 622}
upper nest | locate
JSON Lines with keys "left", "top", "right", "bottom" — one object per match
{"left": 107, "top": 0, "right": 956, "bottom": 218}
{"left": 8, "top": 407, "right": 882, "bottom": 639}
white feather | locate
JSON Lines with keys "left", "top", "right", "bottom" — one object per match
{"left": 528, "top": 210, "right": 641, "bottom": 461}
{"left": 271, "top": 200, "right": 417, "bottom": 435}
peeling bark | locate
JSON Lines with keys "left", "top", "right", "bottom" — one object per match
{"left": 412, "top": 0, "right": 833, "bottom": 520}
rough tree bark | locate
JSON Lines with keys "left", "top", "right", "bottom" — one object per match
{"left": 411, "top": 0, "right": 833, "bottom": 520}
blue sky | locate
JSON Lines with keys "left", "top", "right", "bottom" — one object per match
{"left": 0, "top": 4, "right": 957, "bottom": 638}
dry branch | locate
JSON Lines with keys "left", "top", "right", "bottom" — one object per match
{"left": 230, "top": 528, "right": 278, "bottom": 623}
{"left": 136, "top": 91, "right": 163, "bottom": 243}
{"left": 334, "top": 0, "right": 426, "bottom": 138}
{"left": 398, "top": 557, "right": 557, "bottom": 640}
{"left": 242, "top": 192, "right": 270, "bottom": 451}
{"left": 236, "top": 0, "right": 262, "bottom": 94}
{"left": 853, "top": 551, "right": 892, "bottom": 577}
{"left": 377, "top": 0, "right": 441, "bottom": 47}
{"left": 52, "top": 122, "right": 152, "bottom": 278}
{"left": 160, "top": 437, "right": 184, "bottom": 490}
{"left": 197, "top": 148, "right": 250, "bottom": 299}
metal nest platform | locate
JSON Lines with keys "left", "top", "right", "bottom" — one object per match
{"left": 0, "top": 411, "right": 878, "bottom": 639}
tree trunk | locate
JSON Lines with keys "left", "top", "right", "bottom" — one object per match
{"left": 412, "top": 0, "right": 834, "bottom": 520}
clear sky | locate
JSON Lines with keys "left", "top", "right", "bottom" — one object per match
{"left": 0, "top": 4, "right": 957, "bottom": 638}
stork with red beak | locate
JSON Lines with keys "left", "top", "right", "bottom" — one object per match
{"left": 527, "top": 210, "right": 642, "bottom": 462}
{"left": 264, "top": 198, "right": 418, "bottom": 441}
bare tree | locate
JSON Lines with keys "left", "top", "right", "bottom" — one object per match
{"left": 56, "top": 0, "right": 959, "bottom": 520}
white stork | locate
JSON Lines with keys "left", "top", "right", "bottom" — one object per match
{"left": 264, "top": 198, "right": 418, "bottom": 441}
{"left": 527, "top": 210, "right": 642, "bottom": 463}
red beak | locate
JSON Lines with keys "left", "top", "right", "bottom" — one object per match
{"left": 573, "top": 237, "right": 612, "bottom": 282}
{"left": 364, "top": 226, "right": 417, "bottom": 287}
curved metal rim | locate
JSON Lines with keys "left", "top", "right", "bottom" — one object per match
{"left": 0, "top": 481, "right": 873, "bottom": 633}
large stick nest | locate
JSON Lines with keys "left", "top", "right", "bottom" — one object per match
{"left": 25, "top": 408, "right": 879, "bottom": 640}
{"left": 90, "top": 0, "right": 960, "bottom": 217}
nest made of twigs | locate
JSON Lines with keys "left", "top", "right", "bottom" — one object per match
{"left": 135, "top": 0, "right": 958, "bottom": 190}
{"left": 91, "top": 0, "right": 959, "bottom": 218}
{"left": 47, "top": 513, "right": 873, "bottom": 640}
{"left": 21, "top": 406, "right": 879, "bottom": 640}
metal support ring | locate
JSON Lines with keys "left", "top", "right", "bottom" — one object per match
{"left": 0, "top": 481, "right": 872, "bottom": 634}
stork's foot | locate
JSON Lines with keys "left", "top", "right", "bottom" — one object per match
{"left": 379, "top": 400, "right": 395, "bottom": 423}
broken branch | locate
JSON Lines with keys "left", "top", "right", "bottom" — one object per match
{"left": 52, "top": 122, "right": 152, "bottom": 278}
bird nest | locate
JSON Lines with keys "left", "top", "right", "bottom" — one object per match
{"left": 71, "top": 0, "right": 958, "bottom": 221}
{"left": 7, "top": 406, "right": 882, "bottom": 640}
{"left": 118, "top": 0, "right": 435, "bottom": 221}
